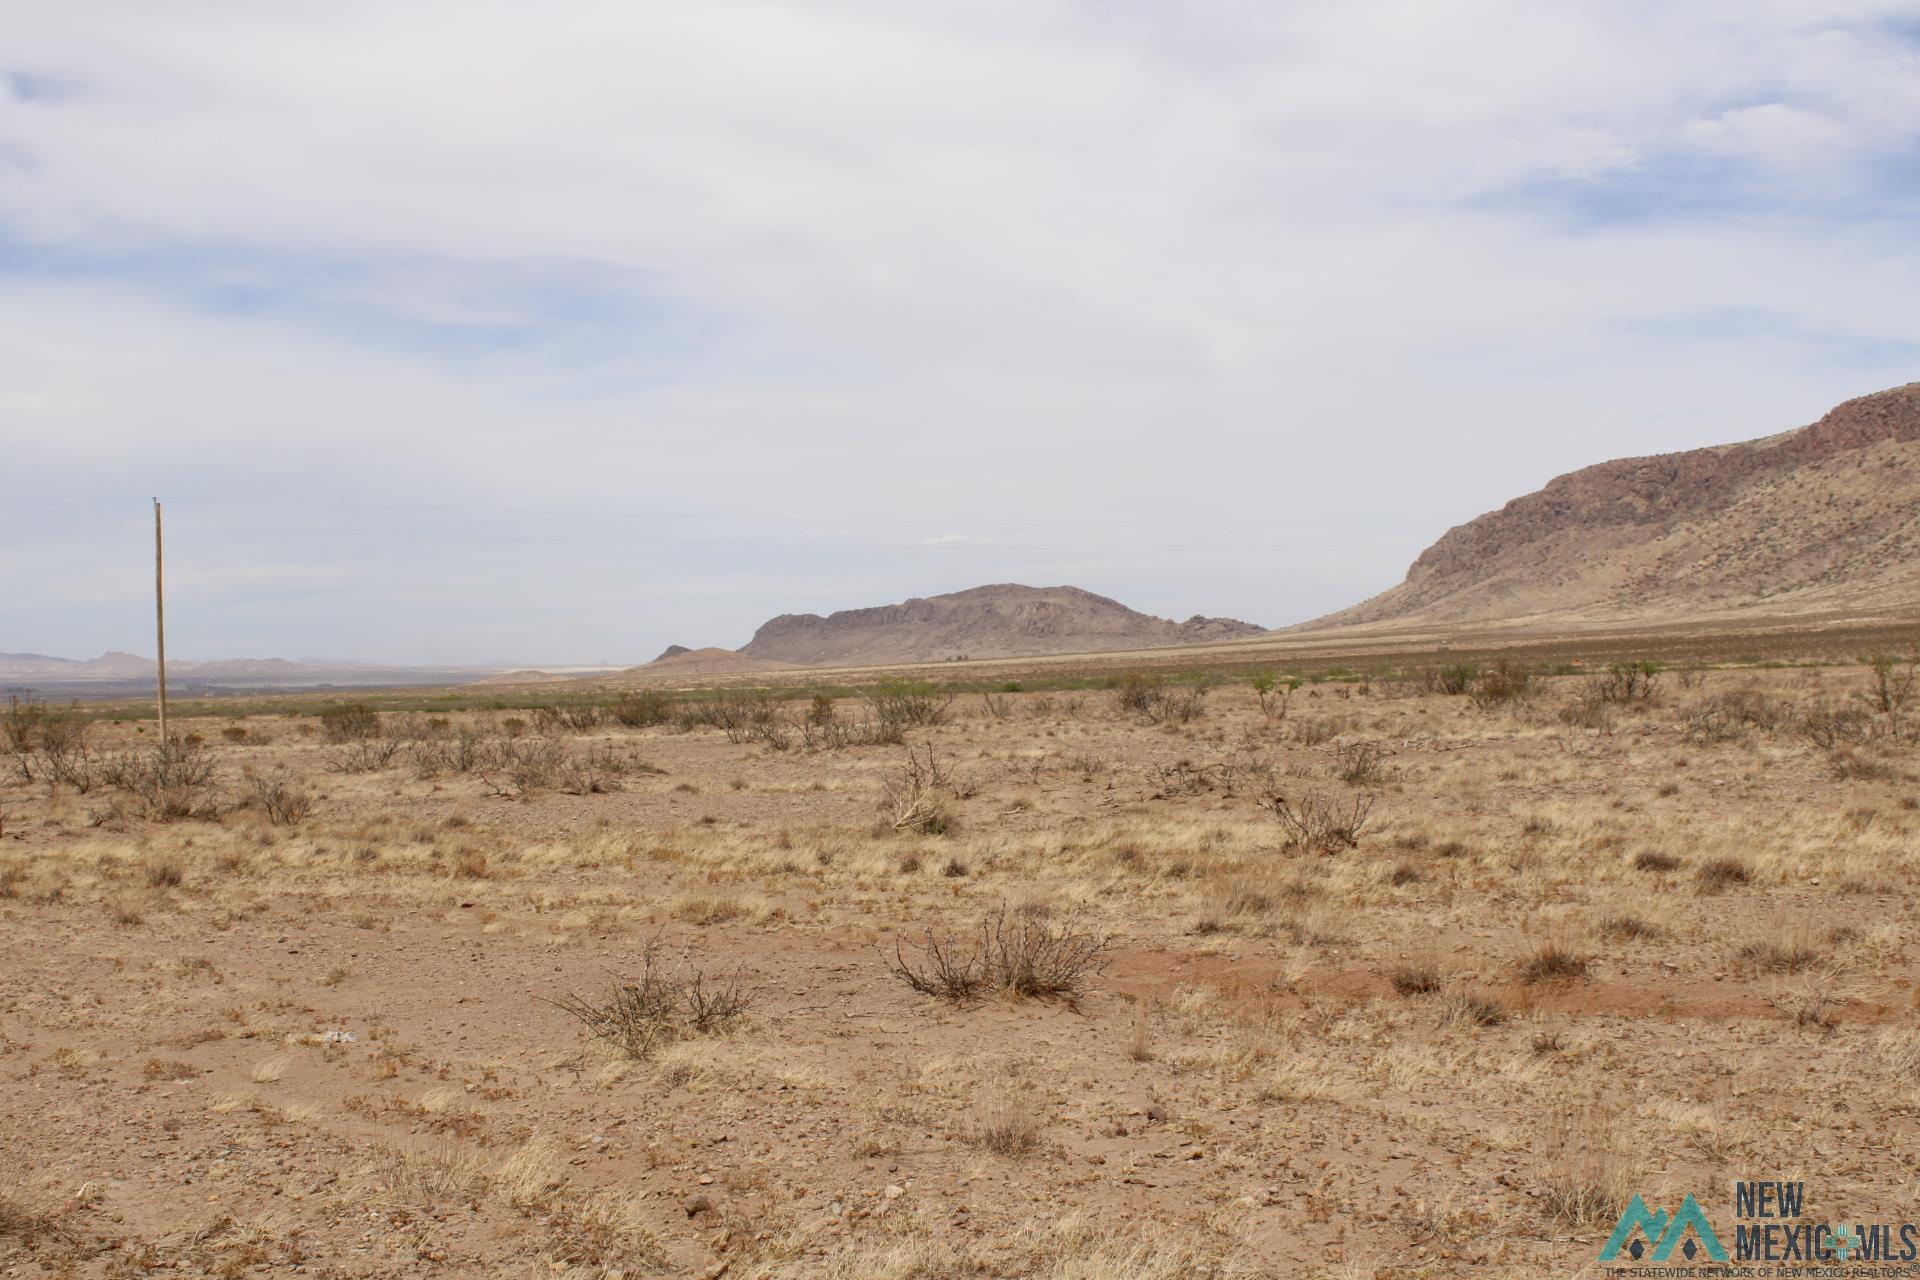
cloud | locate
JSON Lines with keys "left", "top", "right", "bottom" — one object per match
{"left": 2, "top": 2, "right": 1917, "bottom": 660}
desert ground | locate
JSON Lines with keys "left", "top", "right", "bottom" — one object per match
{"left": 2, "top": 651, "right": 1918, "bottom": 1278}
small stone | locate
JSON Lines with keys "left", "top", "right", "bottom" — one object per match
{"left": 698, "top": 1174, "right": 714, "bottom": 1185}
{"left": 883, "top": 1184, "right": 904, "bottom": 1200}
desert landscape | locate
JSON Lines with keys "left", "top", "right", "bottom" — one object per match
{"left": 9, "top": 9, "right": 1920, "bottom": 1277}
{"left": 6, "top": 383, "right": 1920, "bottom": 1278}
{"left": 4, "top": 633, "right": 1918, "bottom": 1277}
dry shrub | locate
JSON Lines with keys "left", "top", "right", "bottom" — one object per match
{"left": 1519, "top": 941, "right": 1590, "bottom": 984}
{"left": 102, "top": 740, "right": 223, "bottom": 820}
{"left": 1444, "top": 993, "right": 1507, "bottom": 1028}
{"left": 479, "top": 735, "right": 568, "bottom": 796}
{"left": 968, "top": 1092, "right": 1043, "bottom": 1156}
{"left": 245, "top": 767, "right": 313, "bottom": 825}
{"left": 1535, "top": 1101, "right": 1633, "bottom": 1228}
{"left": 1390, "top": 962, "right": 1442, "bottom": 996}
{"left": 606, "top": 689, "right": 673, "bottom": 727}
{"left": 0, "top": 1173, "right": 77, "bottom": 1249}
{"left": 1695, "top": 857, "right": 1751, "bottom": 892}
{"left": 316, "top": 703, "right": 382, "bottom": 743}
{"left": 550, "top": 938, "right": 751, "bottom": 1060}
{"left": 1114, "top": 673, "right": 1205, "bottom": 724}
{"left": 670, "top": 893, "right": 746, "bottom": 926}
{"left": 1737, "top": 925, "right": 1824, "bottom": 974}
{"left": 882, "top": 744, "right": 954, "bottom": 835}
{"left": 1332, "top": 740, "right": 1390, "bottom": 785}
{"left": 1263, "top": 789, "right": 1374, "bottom": 851}
{"left": 1470, "top": 660, "right": 1536, "bottom": 708}
{"left": 886, "top": 905, "right": 1108, "bottom": 1002}
{"left": 1632, "top": 850, "right": 1683, "bottom": 873}
{"left": 534, "top": 702, "right": 603, "bottom": 733}
{"left": 1126, "top": 1001, "right": 1155, "bottom": 1061}
{"left": 1595, "top": 660, "right": 1660, "bottom": 705}
{"left": 143, "top": 855, "right": 185, "bottom": 888}
{"left": 557, "top": 742, "right": 631, "bottom": 795}
{"left": 1598, "top": 913, "right": 1664, "bottom": 941}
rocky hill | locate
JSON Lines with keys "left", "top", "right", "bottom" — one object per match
{"left": 1314, "top": 382, "right": 1920, "bottom": 628}
{"left": 739, "top": 584, "right": 1264, "bottom": 666}
{"left": 622, "top": 647, "right": 798, "bottom": 678}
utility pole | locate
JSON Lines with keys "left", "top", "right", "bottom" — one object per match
{"left": 154, "top": 498, "right": 169, "bottom": 740}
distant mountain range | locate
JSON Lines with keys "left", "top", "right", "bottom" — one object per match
{"left": 0, "top": 651, "right": 621, "bottom": 691}
{"left": 736, "top": 584, "right": 1264, "bottom": 666}
{"left": 1311, "top": 381, "right": 1920, "bottom": 629}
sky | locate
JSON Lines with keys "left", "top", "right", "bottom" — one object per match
{"left": 3, "top": 1, "right": 1918, "bottom": 665}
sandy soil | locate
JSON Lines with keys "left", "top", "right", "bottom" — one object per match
{"left": 2, "top": 661, "right": 1917, "bottom": 1277}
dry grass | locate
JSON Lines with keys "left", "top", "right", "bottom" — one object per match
{"left": 1, "top": 660, "right": 1914, "bottom": 1276}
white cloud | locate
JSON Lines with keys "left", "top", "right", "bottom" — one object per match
{"left": 1, "top": 1, "right": 1917, "bottom": 660}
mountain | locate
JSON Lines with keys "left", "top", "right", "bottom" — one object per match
{"left": 0, "top": 652, "right": 602, "bottom": 690}
{"left": 738, "top": 584, "right": 1265, "bottom": 666}
{"left": 1314, "top": 382, "right": 1920, "bottom": 629}
{"left": 621, "top": 647, "right": 798, "bottom": 678}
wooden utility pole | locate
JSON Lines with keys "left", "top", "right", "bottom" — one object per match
{"left": 154, "top": 498, "right": 168, "bottom": 739}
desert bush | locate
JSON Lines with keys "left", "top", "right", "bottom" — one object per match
{"left": 980, "top": 690, "right": 1013, "bottom": 720}
{"left": 1469, "top": 661, "right": 1536, "bottom": 708}
{"left": 883, "top": 744, "right": 953, "bottom": 835}
{"left": 2, "top": 697, "right": 43, "bottom": 784}
{"left": 325, "top": 736, "right": 406, "bottom": 773}
{"left": 35, "top": 715, "right": 97, "bottom": 793}
{"left": 480, "top": 736, "right": 568, "bottom": 796}
{"left": 246, "top": 767, "right": 314, "bottom": 825}
{"left": 800, "top": 710, "right": 903, "bottom": 751}
{"left": 535, "top": 702, "right": 604, "bottom": 733}
{"left": 969, "top": 1093, "right": 1043, "bottom": 1156}
{"left": 101, "top": 740, "right": 223, "bottom": 820}
{"left": 1798, "top": 702, "right": 1875, "bottom": 750}
{"left": 557, "top": 743, "right": 630, "bottom": 794}
{"left": 1214, "top": 747, "right": 1275, "bottom": 793}
{"left": 409, "top": 727, "right": 496, "bottom": 777}
{"left": 1332, "top": 740, "right": 1390, "bottom": 785}
{"left": 1444, "top": 993, "right": 1507, "bottom": 1028}
{"left": 1519, "top": 942, "right": 1590, "bottom": 984}
{"left": 5, "top": 701, "right": 97, "bottom": 792}
{"left": 1594, "top": 660, "right": 1660, "bottom": 704}
{"left": 604, "top": 690, "right": 672, "bottom": 727}
{"left": 1535, "top": 1105, "right": 1632, "bottom": 1228}
{"left": 549, "top": 939, "right": 751, "bottom": 1060}
{"left": 1390, "top": 963, "right": 1442, "bottom": 995}
{"left": 1827, "top": 744, "right": 1895, "bottom": 781}
{"left": 317, "top": 703, "right": 382, "bottom": 743}
{"left": 886, "top": 905, "right": 1109, "bottom": 1002}
{"left": 1695, "top": 857, "right": 1751, "bottom": 892}
{"left": 1250, "top": 671, "right": 1299, "bottom": 719}
{"left": 1263, "top": 789, "right": 1374, "bottom": 851}
{"left": 1598, "top": 913, "right": 1664, "bottom": 941}
{"left": 866, "top": 681, "right": 953, "bottom": 731}
{"left": 1863, "top": 646, "right": 1919, "bottom": 735}
{"left": 682, "top": 690, "right": 786, "bottom": 745}
{"left": 1290, "top": 715, "right": 1341, "bottom": 747}
{"left": 1424, "top": 661, "right": 1481, "bottom": 696}
{"left": 1113, "top": 675, "right": 1207, "bottom": 724}
{"left": 1559, "top": 682, "right": 1617, "bottom": 732}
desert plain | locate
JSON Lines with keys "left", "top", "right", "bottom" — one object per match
{"left": 2, "top": 647, "right": 1917, "bottom": 1278}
